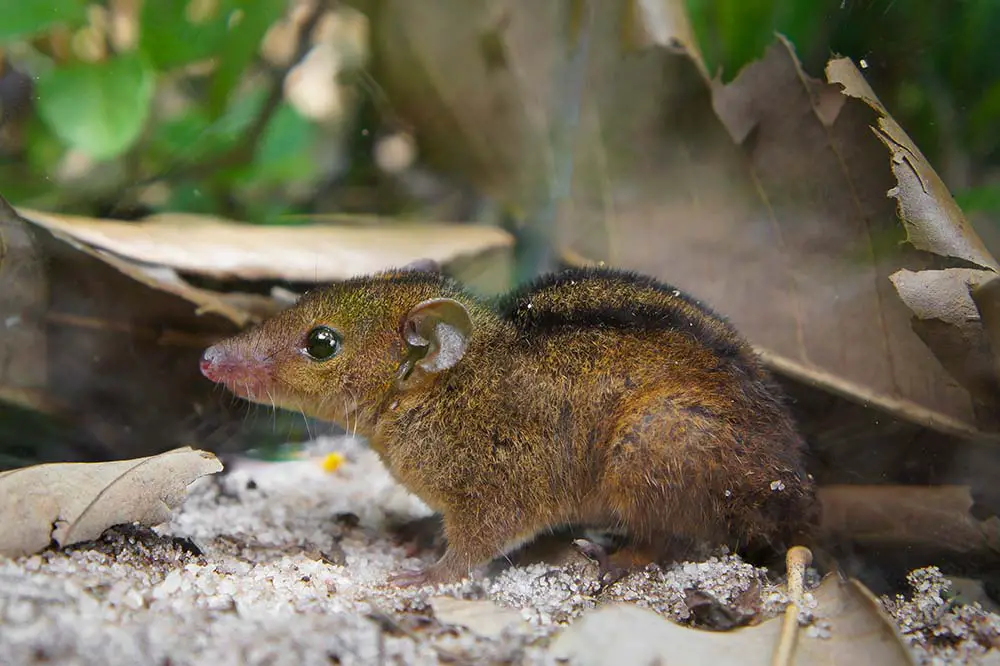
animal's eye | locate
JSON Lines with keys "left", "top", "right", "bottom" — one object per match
{"left": 304, "top": 326, "right": 342, "bottom": 361}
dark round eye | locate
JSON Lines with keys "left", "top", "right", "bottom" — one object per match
{"left": 304, "top": 326, "right": 342, "bottom": 361}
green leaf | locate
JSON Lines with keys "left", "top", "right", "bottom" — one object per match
{"left": 0, "top": 0, "right": 87, "bottom": 43}
{"left": 207, "top": 0, "right": 288, "bottom": 118}
{"left": 147, "top": 87, "right": 265, "bottom": 165}
{"left": 968, "top": 80, "right": 1000, "bottom": 158}
{"left": 160, "top": 182, "right": 223, "bottom": 215}
{"left": 956, "top": 184, "right": 1000, "bottom": 215}
{"left": 24, "top": 115, "right": 63, "bottom": 170}
{"left": 684, "top": 0, "right": 829, "bottom": 80}
{"left": 35, "top": 54, "right": 156, "bottom": 161}
{"left": 248, "top": 103, "right": 318, "bottom": 183}
{"left": 139, "top": 0, "right": 233, "bottom": 70}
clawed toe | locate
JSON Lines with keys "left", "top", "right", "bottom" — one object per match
{"left": 598, "top": 565, "right": 629, "bottom": 587}
{"left": 573, "top": 538, "right": 630, "bottom": 588}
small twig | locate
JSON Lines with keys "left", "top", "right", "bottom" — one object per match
{"left": 772, "top": 546, "right": 813, "bottom": 666}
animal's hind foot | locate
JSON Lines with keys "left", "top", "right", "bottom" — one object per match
{"left": 573, "top": 538, "right": 657, "bottom": 588}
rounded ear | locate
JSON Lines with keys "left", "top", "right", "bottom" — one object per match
{"left": 399, "top": 298, "right": 473, "bottom": 375}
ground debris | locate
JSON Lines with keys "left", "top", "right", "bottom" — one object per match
{"left": 883, "top": 566, "right": 1000, "bottom": 664}
{"left": 0, "top": 436, "right": 991, "bottom": 665}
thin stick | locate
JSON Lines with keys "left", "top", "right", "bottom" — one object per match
{"left": 772, "top": 546, "right": 813, "bottom": 666}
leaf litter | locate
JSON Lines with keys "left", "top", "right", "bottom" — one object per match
{"left": 0, "top": 446, "right": 223, "bottom": 558}
{"left": 0, "top": 434, "right": 994, "bottom": 665}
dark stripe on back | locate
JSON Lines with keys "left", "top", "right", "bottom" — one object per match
{"left": 496, "top": 267, "right": 746, "bottom": 360}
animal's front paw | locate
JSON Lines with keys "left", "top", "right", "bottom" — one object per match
{"left": 387, "top": 567, "right": 434, "bottom": 588}
{"left": 572, "top": 538, "right": 631, "bottom": 588}
{"left": 387, "top": 559, "right": 464, "bottom": 588}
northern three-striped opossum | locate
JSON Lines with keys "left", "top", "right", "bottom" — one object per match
{"left": 200, "top": 265, "right": 816, "bottom": 586}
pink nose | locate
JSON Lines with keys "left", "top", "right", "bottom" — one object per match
{"left": 200, "top": 345, "right": 225, "bottom": 380}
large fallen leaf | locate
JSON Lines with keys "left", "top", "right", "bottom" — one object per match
{"left": 0, "top": 446, "right": 223, "bottom": 557}
{"left": 550, "top": 575, "right": 914, "bottom": 665}
{"left": 43, "top": 224, "right": 278, "bottom": 329}
{"left": 16, "top": 208, "right": 514, "bottom": 288}
{"left": 826, "top": 58, "right": 1000, "bottom": 428}
{"left": 352, "top": 0, "right": 999, "bottom": 439}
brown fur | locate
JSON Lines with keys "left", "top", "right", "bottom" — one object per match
{"left": 201, "top": 267, "right": 817, "bottom": 584}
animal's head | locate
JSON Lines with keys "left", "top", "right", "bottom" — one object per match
{"left": 199, "top": 266, "right": 476, "bottom": 431}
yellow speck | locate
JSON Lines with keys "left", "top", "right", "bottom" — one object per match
{"left": 319, "top": 452, "right": 346, "bottom": 473}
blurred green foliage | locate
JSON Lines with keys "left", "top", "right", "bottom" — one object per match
{"left": 36, "top": 53, "right": 155, "bottom": 160}
{"left": 0, "top": 0, "right": 326, "bottom": 224}
{"left": 0, "top": 0, "right": 88, "bottom": 42}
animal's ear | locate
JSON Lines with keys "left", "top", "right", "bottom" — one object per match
{"left": 400, "top": 258, "right": 442, "bottom": 274}
{"left": 399, "top": 298, "right": 472, "bottom": 376}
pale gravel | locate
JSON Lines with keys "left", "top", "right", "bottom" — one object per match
{"left": 0, "top": 435, "right": 997, "bottom": 665}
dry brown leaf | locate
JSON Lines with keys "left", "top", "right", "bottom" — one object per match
{"left": 549, "top": 575, "right": 913, "bottom": 665}
{"left": 429, "top": 596, "right": 529, "bottom": 638}
{"left": 354, "top": 1, "right": 998, "bottom": 437}
{"left": 824, "top": 59, "right": 1000, "bottom": 428}
{"left": 15, "top": 208, "right": 514, "bottom": 284}
{"left": 0, "top": 446, "right": 223, "bottom": 557}
{"left": 826, "top": 59, "right": 998, "bottom": 272}
{"left": 817, "top": 485, "right": 1000, "bottom": 565}
{"left": 889, "top": 268, "right": 999, "bottom": 426}
{"left": 0, "top": 198, "right": 47, "bottom": 405}
{"left": 972, "top": 276, "right": 1000, "bottom": 382}
{"left": 44, "top": 227, "right": 274, "bottom": 329}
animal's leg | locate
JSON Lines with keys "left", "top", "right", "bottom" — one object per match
{"left": 389, "top": 509, "right": 540, "bottom": 587}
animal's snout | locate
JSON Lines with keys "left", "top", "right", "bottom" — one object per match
{"left": 199, "top": 345, "right": 226, "bottom": 380}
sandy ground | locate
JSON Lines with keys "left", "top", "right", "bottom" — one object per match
{"left": 1, "top": 435, "right": 998, "bottom": 665}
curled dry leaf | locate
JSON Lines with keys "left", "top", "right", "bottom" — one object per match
{"left": 46, "top": 226, "right": 275, "bottom": 329}
{"left": 550, "top": 575, "right": 913, "bottom": 665}
{"left": 0, "top": 446, "right": 223, "bottom": 557}
{"left": 0, "top": 194, "right": 264, "bottom": 464}
{"left": 889, "top": 269, "right": 999, "bottom": 426}
{"left": 826, "top": 59, "right": 997, "bottom": 272}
